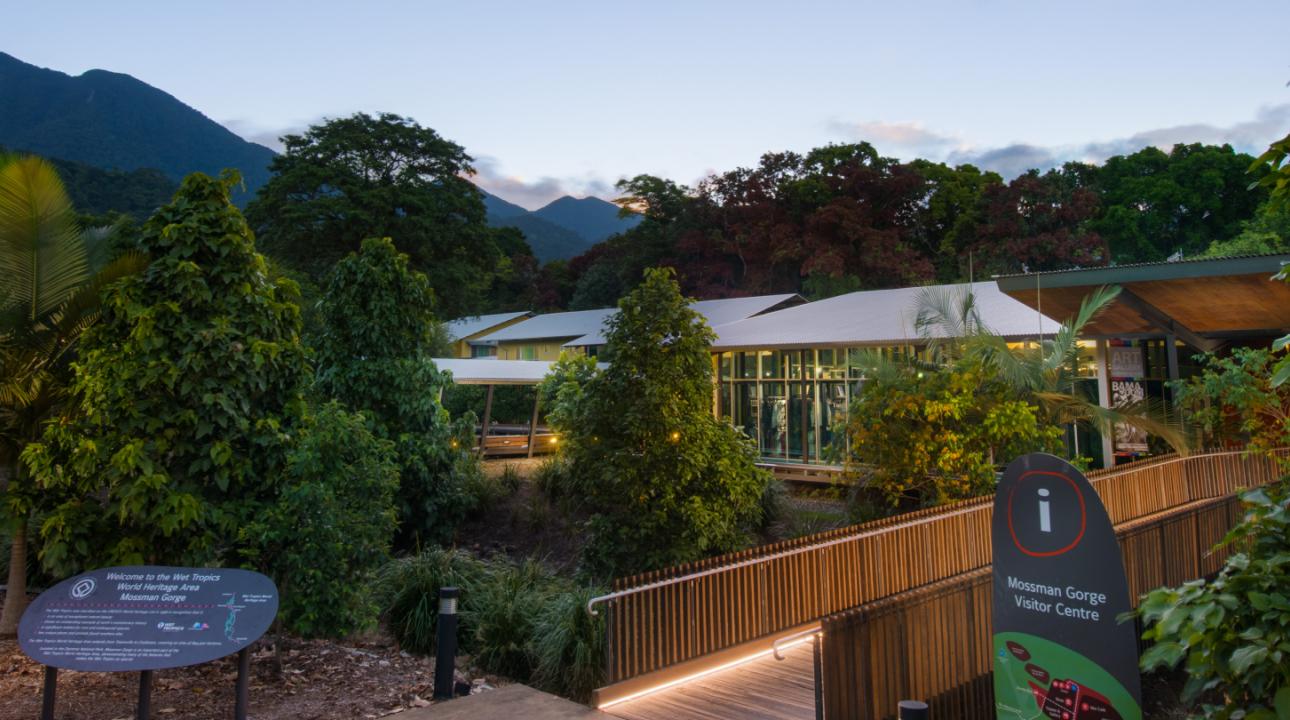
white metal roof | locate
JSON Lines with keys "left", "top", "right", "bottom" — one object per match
{"left": 711, "top": 282, "right": 1060, "bottom": 350}
{"left": 434, "top": 357, "right": 609, "bottom": 385}
{"left": 563, "top": 293, "right": 801, "bottom": 347}
{"left": 444, "top": 311, "right": 532, "bottom": 341}
{"left": 477, "top": 307, "right": 619, "bottom": 343}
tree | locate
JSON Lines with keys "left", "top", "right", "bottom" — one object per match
{"left": 560, "top": 268, "right": 769, "bottom": 577}
{"left": 313, "top": 237, "right": 476, "bottom": 548}
{"left": 1091, "top": 144, "right": 1267, "bottom": 263}
{"left": 245, "top": 112, "right": 511, "bottom": 317}
{"left": 968, "top": 166, "right": 1107, "bottom": 276}
{"left": 1199, "top": 201, "right": 1290, "bottom": 258}
{"left": 0, "top": 155, "right": 144, "bottom": 634}
{"left": 239, "top": 401, "right": 399, "bottom": 637}
{"left": 23, "top": 170, "right": 308, "bottom": 577}
{"left": 845, "top": 357, "right": 1062, "bottom": 512}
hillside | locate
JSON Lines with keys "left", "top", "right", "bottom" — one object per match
{"left": 0, "top": 52, "right": 275, "bottom": 205}
{"left": 533, "top": 195, "right": 641, "bottom": 244}
{"left": 480, "top": 188, "right": 600, "bottom": 262}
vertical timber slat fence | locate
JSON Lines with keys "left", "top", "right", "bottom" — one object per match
{"left": 597, "top": 448, "right": 1286, "bottom": 699}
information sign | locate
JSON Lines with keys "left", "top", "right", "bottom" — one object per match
{"left": 992, "top": 454, "right": 1141, "bottom": 720}
{"left": 19, "top": 565, "right": 278, "bottom": 672}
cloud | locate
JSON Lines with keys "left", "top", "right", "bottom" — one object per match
{"left": 833, "top": 104, "right": 1290, "bottom": 179}
{"left": 471, "top": 155, "right": 619, "bottom": 211}
{"left": 828, "top": 119, "right": 961, "bottom": 154}
{"left": 222, "top": 117, "right": 326, "bottom": 153}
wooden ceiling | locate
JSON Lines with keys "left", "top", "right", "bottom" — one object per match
{"left": 1002, "top": 273, "right": 1290, "bottom": 337}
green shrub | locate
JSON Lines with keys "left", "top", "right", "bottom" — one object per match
{"left": 532, "top": 584, "right": 607, "bottom": 703}
{"left": 1138, "top": 481, "right": 1290, "bottom": 719}
{"left": 500, "top": 464, "right": 523, "bottom": 493}
{"left": 471, "top": 559, "right": 558, "bottom": 681}
{"left": 240, "top": 402, "right": 399, "bottom": 638}
{"left": 376, "top": 548, "right": 489, "bottom": 655}
{"left": 759, "top": 478, "right": 790, "bottom": 531}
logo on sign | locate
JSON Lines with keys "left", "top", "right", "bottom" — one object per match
{"left": 1006, "top": 471, "right": 1087, "bottom": 557}
{"left": 70, "top": 578, "right": 96, "bottom": 599}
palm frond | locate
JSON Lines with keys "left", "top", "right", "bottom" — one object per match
{"left": 1033, "top": 391, "right": 1189, "bottom": 454}
{"left": 0, "top": 156, "right": 90, "bottom": 328}
{"left": 915, "top": 284, "right": 986, "bottom": 363}
{"left": 1041, "top": 285, "right": 1120, "bottom": 375}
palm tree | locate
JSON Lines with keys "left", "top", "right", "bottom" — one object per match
{"left": 912, "top": 283, "right": 1188, "bottom": 454}
{"left": 0, "top": 155, "right": 145, "bottom": 635}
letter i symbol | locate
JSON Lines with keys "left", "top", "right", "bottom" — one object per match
{"left": 1038, "top": 488, "right": 1052, "bottom": 533}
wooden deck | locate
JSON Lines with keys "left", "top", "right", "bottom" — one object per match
{"left": 604, "top": 640, "right": 816, "bottom": 720}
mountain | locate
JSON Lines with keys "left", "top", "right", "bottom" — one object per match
{"left": 480, "top": 188, "right": 598, "bottom": 262}
{"left": 479, "top": 189, "right": 643, "bottom": 262}
{"left": 532, "top": 195, "right": 642, "bottom": 244}
{"left": 47, "top": 154, "right": 177, "bottom": 219}
{"left": 0, "top": 52, "right": 275, "bottom": 205}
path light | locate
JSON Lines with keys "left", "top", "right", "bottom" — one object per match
{"left": 550, "top": 435, "right": 559, "bottom": 445}
{"left": 670, "top": 431, "right": 680, "bottom": 442}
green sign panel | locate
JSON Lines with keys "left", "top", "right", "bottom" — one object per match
{"left": 992, "top": 453, "right": 1141, "bottom": 720}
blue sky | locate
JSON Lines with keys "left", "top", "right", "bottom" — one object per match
{"left": 8, "top": 1, "right": 1290, "bottom": 209}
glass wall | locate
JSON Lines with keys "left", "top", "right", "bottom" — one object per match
{"left": 714, "top": 346, "right": 916, "bottom": 464}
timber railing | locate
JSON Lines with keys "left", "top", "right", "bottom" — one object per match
{"left": 820, "top": 491, "right": 1252, "bottom": 720}
{"left": 590, "top": 448, "right": 1286, "bottom": 701}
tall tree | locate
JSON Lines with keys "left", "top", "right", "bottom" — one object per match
{"left": 0, "top": 155, "right": 143, "bottom": 635}
{"left": 561, "top": 268, "right": 770, "bottom": 577}
{"left": 313, "top": 237, "right": 476, "bottom": 547}
{"left": 1091, "top": 144, "right": 1267, "bottom": 262}
{"left": 245, "top": 112, "right": 513, "bottom": 317}
{"left": 968, "top": 167, "right": 1107, "bottom": 276}
{"left": 23, "top": 171, "right": 308, "bottom": 577}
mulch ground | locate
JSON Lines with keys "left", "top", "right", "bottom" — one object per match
{"left": 0, "top": 618, "right": 503, "bottom": 720}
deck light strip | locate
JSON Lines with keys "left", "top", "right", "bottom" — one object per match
{"left": 597, "top": 631, "right": 821, "bottom": 709}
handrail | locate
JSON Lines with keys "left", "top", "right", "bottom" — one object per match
{"left": 584, "top": 448, "right": 1256, "bottom": 616}
{"left": 772, "top": 625, "right": 822, "bottom": 660}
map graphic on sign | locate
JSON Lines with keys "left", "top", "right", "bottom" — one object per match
{"left": 994, "top": 632, "right": 1138, "bottom": 720}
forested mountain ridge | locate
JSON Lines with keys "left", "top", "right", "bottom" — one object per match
{"left": 481, "top": 190, "right": 642, "bottom": 262}
{"left": 0, "top": 51, "right": 274, "bottom": 205}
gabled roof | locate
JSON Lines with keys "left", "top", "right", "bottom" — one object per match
{"left": 564, "top": 293, "right": 802, "bottom": 347}
{"left": 480, "top": 307, "right": 619, "bottom": 343}
{"left": 444, "top": 311, "right": 533, "bottom": 341}
{"left": 711, "top": 282, "right": 1059, "bottom": 350}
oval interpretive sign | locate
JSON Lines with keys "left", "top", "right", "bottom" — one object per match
{"left": 18, "top": 565, "right": 278, "bottom": 672}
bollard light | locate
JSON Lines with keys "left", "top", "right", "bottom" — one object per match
{"left": 898, "top": 700, "right": 929, "bottom": 719}
{"left": 433, "top": 587, "right": 460, "bottom": 701}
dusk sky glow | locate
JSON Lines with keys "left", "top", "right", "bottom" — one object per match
{"left": 9, "top": 0, "right": 1289, "bottom": 209}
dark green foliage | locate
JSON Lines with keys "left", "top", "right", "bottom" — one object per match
{"left": 1090, "top": 144, "right": 1267, "bottom": 263}
{"left": 47, "top": 157, "right": 176, "bottom": 220}
{"left": 1138, "top": 482, "right": 1290, "bottom": 719}
{"left": 442, "top": 384, "right": 537, "bottom": 425}
{"left": 531, "top": 585, "right": 606, "bottom": 703}
{"left": 1172, "top": 348, "right": 1290, "bottom": 459}
{"left": 470, "top": 559, "right": 554, "bottom": 681}
{"left": 313, "top": 237, "right": 477, "bottom": 547}
{"left": 375, "top": 548, "right": 490, "bottom": 655}
{"left": 24, "top": 171, "right": 307, "bottom": 576}
{"left": 0, "top": 52, "right": 275, "bottom": 204}
{"left": 561, "top": 268, "right": 770, "bottom": 577}
{"left": 1200, "top": 201, "right": 1290, "bottom": 258}
{"left": 245, "top": 113, "right": 518, "bottom": 317}
{"left": 240, "top": 402, "right": 399, "bottom": 638}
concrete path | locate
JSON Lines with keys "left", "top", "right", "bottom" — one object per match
{"left": 399, "top": 684, "right": 604, "bottom": 719}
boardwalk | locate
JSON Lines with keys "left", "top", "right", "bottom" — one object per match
{"left": 604, "top": 640, "right": 816, "bottom": 720}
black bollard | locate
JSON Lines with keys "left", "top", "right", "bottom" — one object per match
{"left": 898, "top": 700, "right": 929, "bottom": 719}
{"left": 433, "top": 587, "right": 459, "bottom": 701}
{"left": 40, "top": 666, "right": 57, "bottom": 720}
{"left": 137, "top": 669, "right": 153, "bottom": 720}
